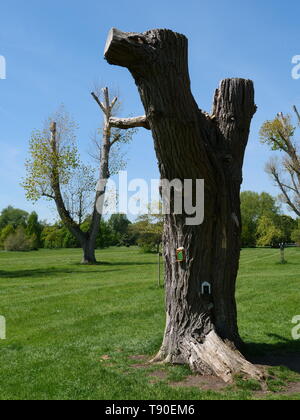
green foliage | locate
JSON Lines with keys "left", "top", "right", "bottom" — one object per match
{"left": 256, "top": 216, "right": 284, "bottom": 247}
{"left": 41, "top": 225, "right": 66, "bottom": 249}
{"left": 26, "top": 212, "right": 43, "bottom": 248}
{"left": 22, "top": 108, "right": 80, "bottom": 202}
{"left": 0, "top": 206, "right": 29, "bottom": 229}
{"left": 108, "top": 214, "right": 134, "bottom": 246}
{"left": 241, "top": 191, "right": 281, "bottom": 247}
{"left": 0, "top": 208, "right": 45, "bottom": 251}
{"left": 109, "top": 214, "right": 131, "bottom": 236}
{"left": 275, "top": 215, "right": 297, "bottom": 243}
{"left": 130, "top": 213, "right": 163, "bottom": 253}
{"left": 97, "top": 220, "right": 114, "bottom": 249}
{"left": 137, "top": 232, "right": 161, "bottom": 253}
{"left": 78, "top": 217, "right": 114, "bottom": 249}
{"left": 0, "top": 224, "right": 15, "bottom": 248}
{"left": 62, "top": 230, "right": 80, "bottom": 249}
{"left": 4, "top": 226, "right": 36, "bottom": 252}
{"left": 260, "top": 115, "right": 295, "bottom": 151}
{"left": 291, "top": 220, "right": 300, "bottom": 245}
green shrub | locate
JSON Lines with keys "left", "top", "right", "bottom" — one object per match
{"left": 0, "top": 224, "right": 15, "bottom": 249}
{"left": 4, "top": 227, "right": 35, "bottom": 252}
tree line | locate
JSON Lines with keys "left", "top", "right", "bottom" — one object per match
{"left": 1, "top": 192, "right": 299, "bottom": 252}
{"left": 241, "top": 191, "right": 299, "bottom": 247}
{"left": 0, "top": 206, "right": 163, "bottom": 252}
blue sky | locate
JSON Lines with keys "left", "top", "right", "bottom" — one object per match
{"left": 0, "top": 0, "right": 300, "bottom": 221}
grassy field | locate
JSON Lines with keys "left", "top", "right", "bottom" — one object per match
{"left": 0, "top": 247, "right": 300, "bottom": 400}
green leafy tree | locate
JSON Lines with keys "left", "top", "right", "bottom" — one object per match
{"left": 130, "top": 211, "right": 164, "bottom": 253}
{"left": 0, "top": 224, "right": 15, "bottom": 249}
{"left": 291, "top": 220, "right": 300, "bottom": 245}
{"left": 275, "top": 214, "right": 297, "bottom": 243}
{"left": 26, "top": 212, "right": 43, "bottom": 249}
{"left": 4, "top": 226, "right": 35, "bottom": 252}
{"left": 256, "top": 215, "right": 284, "bottom": 247}
{"left": 109, "top": 214, "right": 131, "bottom": 235}
{"left": 0, "top": 206, "right": 29, "bottom": 229}
{"left": 108, "top": 213, "right": 133, "bottom": 245}
{"left": 241, "top": 191, "right": 280, "bottom": 247}
{"left": 97, "top": 220, "right": 114, "bottom": 249}
{"left": 260, "top": 107, "right": 300, "bottom": 217}
{"left": 41, "top": 225, "right": 65, "bottom": 249}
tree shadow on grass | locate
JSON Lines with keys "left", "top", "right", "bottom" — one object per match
{"left": 0, "top": 267, "right": 120, "bottom": 279}
{"left": 245, "top": 335, "right": 300, "bottom": 374}
{"left": 0, "top": 260, "right": 158, "bottom": 279}
{"left": 73, "top": 261, "right": 157, "bottom": 266}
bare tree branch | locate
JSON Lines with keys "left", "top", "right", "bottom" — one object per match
{"left": 290, "top": 170, "right": 300, "bottom": 195}
{"left": 110, "top": 96, "right": 118, "bottom": 111}
{"left": 109, "top": 116, "right": 150, "bottom": 130}
{"left": 293, "top": 105, "right": 300, "bottom": 125}
{"left": 91, "top": 92, "right": 106, "bottom": 114}
{"left": 110, "top": 132, "right": 122, "bottom": 147}
{"left": 268, "top": 161, "right": 300, "bottom": 217}
{"left": 42, "top": 192, "right": 55, "bottom": 200}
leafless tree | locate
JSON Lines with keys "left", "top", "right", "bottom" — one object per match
{"left": 103, "top": 27, "right": 263, "bottom": 382}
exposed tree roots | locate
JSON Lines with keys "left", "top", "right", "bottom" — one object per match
{"left": 151, "top": 330, "right": 264, "bottom": 384}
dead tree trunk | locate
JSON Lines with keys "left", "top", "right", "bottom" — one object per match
{"left": 104, "top": 28, "right": 264, "bottom": 382}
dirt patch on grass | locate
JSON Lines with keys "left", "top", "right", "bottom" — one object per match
{"left": 253, "top": 381, "right": 300, "bottom": 399}
{"left": 149, "top": 370, "right": 168, "bottom": 384}
{"left": 170, "top": 375, "right": 228, "bottom": 391}
{"left": 129, "top": 355, "right": 150, "bottom": 369}
{"left": 129, "top": 355, "right": 149, "bottom": 361}
{"left": 280, "top": 382, "right": 300, "bottom": 395}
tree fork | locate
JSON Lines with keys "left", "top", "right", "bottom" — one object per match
{"left": 104, "top": 28, "right": 264, "bottom": 383}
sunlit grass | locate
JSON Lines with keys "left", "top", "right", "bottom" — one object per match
{"left": 0, "top": 247, "right": 299, "bottom": 400}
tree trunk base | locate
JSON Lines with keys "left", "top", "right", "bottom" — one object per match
{"left": 151, "top": 330, "right": 264, "bottom": 384}
{"left": 81, "top": 259, "right": 98, "bottom": 265}
{"left": 81, "top": 254, "right": 98, "bottom": 265}
{"left": 81, "top": 242, "right": 98, "bottom": 265}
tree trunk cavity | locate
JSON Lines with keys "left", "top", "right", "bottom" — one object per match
{"left": 104, "top": 28, "right": 263, "bottom": 383}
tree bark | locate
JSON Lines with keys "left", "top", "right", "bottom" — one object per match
{"left": 81, "top": 238, "right": 97, "bottom": 265}
{"left": 109, "top": 116, "right": 150, "bottom": 130}
{"left": 104, "top": 28, "right": 264, "bottom": 383}
{"left": 49, "top": 122, "right": 89, "bottom": 257}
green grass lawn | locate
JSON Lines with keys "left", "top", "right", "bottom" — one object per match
{"left": 0, "top": 247, "right": 300, "bottom": 400}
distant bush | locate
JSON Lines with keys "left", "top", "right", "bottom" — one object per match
{"left": 291, "top": 228, "right": 300, "bottom": 246}
{"left": 137, "top": 233, "right": 161, "bottom": 254}
{"left": 4, "top": 227, "right": 35, "bottom": 251}
{"left": 0, "top": 224, "right": 15, "bottom": 249}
